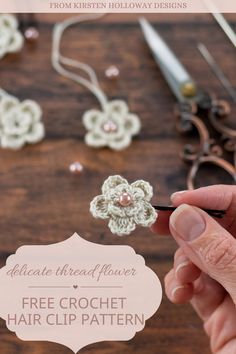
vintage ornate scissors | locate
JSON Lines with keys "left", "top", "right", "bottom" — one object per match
{"left": 140, "top": 18, "right": 236, "bottom": 189}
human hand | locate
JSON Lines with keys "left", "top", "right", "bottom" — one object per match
{"left": 151, "top": 185, "right": 236, "bottom": 354}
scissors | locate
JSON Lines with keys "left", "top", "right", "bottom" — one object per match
{"left": 140, "top": 18, "right": 236, "bottom": 189}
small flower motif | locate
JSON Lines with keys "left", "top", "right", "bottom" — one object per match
{"left": 83, "top": 100, "right": 141, "bottom": 151}
{"left": 90, "top": 175, "right": 157, "bottom": 236}
{"left": 0, "top": 14, "right": 24, "bottom": 59}
{"left": 0, "top": 94, "right": 45, "bottom": 149}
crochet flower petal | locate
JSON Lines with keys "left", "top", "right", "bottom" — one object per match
{"left": 131, "top": 187, "right": 145, "bottom": 201}
{"left": 124, "top": 114, "right": 141, "bottom": 136}
{"left": 0, "top": 94, "right": 44, "bottom": 149}
{"left": 2, "top": 109, "right": 31, "bottom": 135}
{"left": 25, "top": 122, "right": 45, "bottom": 144}
{"left": 105, "top": 100, "right": 129, "bottom": 116}
{"left": 0, "top": 15, "right": 23, "bottom": 57}
{"left": 85, "top": 131, "right": 107, "bottom": 148}
{"left": 83, "top": 109, "right": 104, "bottom": 130}
{"left": 0, "top": 47, "right": 7, "bottom": 59}
{"left": 108, "top": 134, "right": 131, "bottom": 151}
{"left": 131, "top": 180, "right": 153, "bottom": 201}
{"left": 124, "top": 204, "right": 143, "bottom": 217}
{"left": 7, "top": 31, "right": 24, "bottom": 53}
{"left": 1, "top": 134, "right": 25, "bottom": 150}
{"left": 134, "top": 201, "right": 157, "bottom": 227}
{"left": 0, "top": 95, "right": 19, "bottom": 115}
{"left": 107, "top": 183, "right": 132, "bottom": 199}
{"left": 108, "top": 204, "right": 126, "bottom": 218}
{"left": 90, "top": 195, "right": 109, "bottom": 219}
{"left": 0, "top": 14, "right": 18, "bottom": 31}
{"left": 21, "top": 100, "right": 42, "bottom": 122}
{"left": 0, "top": 27, "right": 10, "bottom": 55}
{"left": 108, "top": 217, "right": 136, "bottom": 236}
{"left": 102, "top": 175, "right": 128, "bottom": 195}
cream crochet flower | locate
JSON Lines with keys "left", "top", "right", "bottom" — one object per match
{"left": 90, "top": 175, "right": 157, "bottom": 236}
{"left": 0, "top": 94, "right": 45, "bottom": 149}
{"left": 0, "top": 14, "right": 24, "bottom": 59}
{"left": 83, "top": 100, "right": 141, "bottom": 151}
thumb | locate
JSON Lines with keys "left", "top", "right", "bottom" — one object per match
{"left": 169, "top": 204, "right": 236, "bottom": 303}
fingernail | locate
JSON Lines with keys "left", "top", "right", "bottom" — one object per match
{"left": 171, "top": 285, "right": 186, "bottom": 299}
{"left": 175, "top": 261, "right": 191, "bottom": 277}
{"left": 171, "top": 190, "right": 187, "bottom": 202}
{"left": 170, "top": 204, "right": 206, "bottom": 242}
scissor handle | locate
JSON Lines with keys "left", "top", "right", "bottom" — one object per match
{"left": 187, "top": 155, "right": 236, "bottom": 190}
{"left": 175, "top": 99, "right": 236, "bottom": 189}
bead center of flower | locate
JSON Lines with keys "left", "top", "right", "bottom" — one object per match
{"left": 118, "top": 192, "right": 133, "bottom": 207}
{"left": 102, "top": 120, "right": 118, "bottom": 133}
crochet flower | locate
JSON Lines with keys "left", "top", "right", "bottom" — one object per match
{"left": 0, "top": 14, "right": 24, "bottom": 59}
{"left": 83, "top": 100, "right": 141, "bottom": 151}
{"left": 90, "top": 175, "right": 157, "bottom": 236}
{"left": 0, "top": 95, "right": 45, "bottom": 149}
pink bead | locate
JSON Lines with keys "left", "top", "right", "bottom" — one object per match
{"left": 103, "top": 120, "right": 118, "bottom": 133}
{"left": 119, "top": 192, "right": 132, "bottom": 207}
{"left": 69, "top": 162, "right": 84, "bottom": 174}
{"left": 105, "top": 65, "right": 120, "bottom": 80}
{"left": 24, "top": 27, "right": 39, "bottom": 41}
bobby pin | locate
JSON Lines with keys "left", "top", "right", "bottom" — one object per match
{"left": 153, "top": 205, "right": 226, "bottom": 219}
{"left": 90, "top": 176, "right": 227, "bottom": 236}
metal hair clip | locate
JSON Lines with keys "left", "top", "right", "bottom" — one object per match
{"left": 140, "top": 18, "right": 236, "bottom": 189}
{"left": 90, "top": 175, "right": 226, "bottom": 236}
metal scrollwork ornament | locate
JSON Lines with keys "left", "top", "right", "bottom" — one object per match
{"left": 175, "top": 93, "right": 236, "bottom": 190}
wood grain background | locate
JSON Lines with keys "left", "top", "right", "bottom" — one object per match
{"left": 0, "top": 13, "right": 236, "bottom": 354}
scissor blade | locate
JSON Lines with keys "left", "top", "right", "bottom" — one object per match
{"left": 213, "top": 13, "right": 236, "bottom": 48}
{"left": 139, "top": 17, "right": 197, "bottom": 102}
{"left": 205, "top": 0, "right": 236, "bottom": 48}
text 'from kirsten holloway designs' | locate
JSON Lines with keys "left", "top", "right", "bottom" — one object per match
{"left": 49, "top": 1, "right": 188, "bottom": 10}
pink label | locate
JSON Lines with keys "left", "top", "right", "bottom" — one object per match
{"left": 0, "top": 233, "right": 162, "bottom": 353}
{"left": 1, "top": 0, "right": 236, "bottom": 13}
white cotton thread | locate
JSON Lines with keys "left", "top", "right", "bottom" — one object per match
{"left": 52, "top": 15, "right": 141, "bottom": 151}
